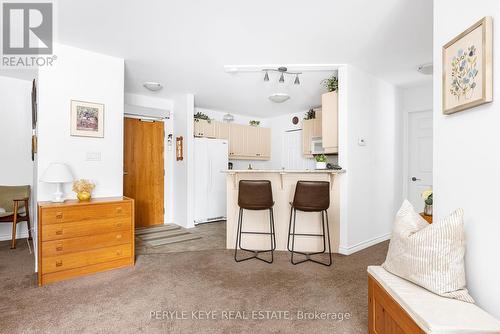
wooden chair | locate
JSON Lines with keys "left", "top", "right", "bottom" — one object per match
{"left": 0, "top": 186, "right": 31, "bottom": 249}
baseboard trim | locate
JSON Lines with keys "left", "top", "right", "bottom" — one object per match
{"left": 338, "top": 233, "right": 391, "bottom": 255}
{"left": 0, "top": 231, "right": 29, "bottom": 241}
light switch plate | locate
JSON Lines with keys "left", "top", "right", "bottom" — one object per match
{"left": 86, "top": 152, "right": 101, "bottom": 161}
{"left": 358, "top": 138, "right": 366, "bottom": 146}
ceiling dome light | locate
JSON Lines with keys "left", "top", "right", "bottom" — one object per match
{"left": 279, "top": 73, "right": 285, "bottom": 83}
{"left": 264, "top": 71, "right": 269, "bottom": 82}
{"left": 294, "top": 74, "right": 300, "bottom": 85}
{"left": 143, "top": 82, "right": 163, "bottom": 91}
{"left": 268, "top": 93, "right": 290, "bottom": 103}
{"left": 223, "top": 113, "right": 234, "bottom": 123}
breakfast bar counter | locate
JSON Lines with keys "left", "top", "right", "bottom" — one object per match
{"left": 224, "top": 169, "right": 345, "bottom": 253}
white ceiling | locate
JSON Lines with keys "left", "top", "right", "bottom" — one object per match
{"left": 54, "top": 0, "right": 432, "bottom": 117}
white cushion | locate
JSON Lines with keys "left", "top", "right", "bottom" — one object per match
{"left": 383, "top": 200, "right": 473, "bottom": 303}
{"left": 368, "top": 266, "right": 500, "bottom": 334}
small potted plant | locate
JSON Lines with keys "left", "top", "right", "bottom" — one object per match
{"left": 321, "top": 75, "right": 338, "bottom": 92}
{"left": 304, "top": 109, "right": 316, "bottom": 120}
{"left": 421, "top": 189, "right": 433, "bottom": 216}
{"left": 194, "top": 111, "right": 211, "bottom": 123}
{"left": 314, "top": 154, "right": 327, "bottom": 169}
{"left": 73, "top": 179, "right": 95, "bottom": 201}
{"left": 249, "top": 120, "right": 260, "bottom": 127}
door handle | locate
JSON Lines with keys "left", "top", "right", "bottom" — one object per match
{"left": 123, "top": 171, "right": 128, "bottom": 175}
{"left": 411, "top": 177, "right": 421, "bottom": 182}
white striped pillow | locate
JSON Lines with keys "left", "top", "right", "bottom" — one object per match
{"left": 382, "top": 200, "right": 474, "bottom": 303}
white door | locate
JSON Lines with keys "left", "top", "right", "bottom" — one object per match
{"left": 282, "top": 131, "right": 314, "bottom": 170}
{"left": 407, "top": 110, "right": 433, "bottom": 212}
{"left": 207, "top": 139, "right": 228, "bottom": 220}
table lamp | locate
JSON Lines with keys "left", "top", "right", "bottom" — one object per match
{"left": 41, "top": 163, "right": 74, "bottom": 202}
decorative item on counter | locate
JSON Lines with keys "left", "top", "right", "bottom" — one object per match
{"left": 422, "top": 189, "right": 433, "bottom": 216}
{"left": 248, "top": 164, "right": 253, "bottom": 170}
{"left": 321, "top": 75, "right": 338, "bottom": 92}
{"left": 249, "top": 120, "right": 260, "bottom": 127}
{"left": 326, "top": 163, "right": 342, "bottom": 170}
{"left": 228, "top": 162, "right": 233, "bottom": 170}
{"left": 314, "top": 154, "right": 327, "bottom": 170}
{"left": 304, "top": 108, "right": 316, "bottom": 120}
{"left": 194, "top": 111, "right": 211, "bottom": 123}
{"left": 73, "top": 179, "right": 95, "bottom": 202}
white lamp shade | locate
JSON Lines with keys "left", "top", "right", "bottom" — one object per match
{"left": 41, "top": 163, "right": 74, "bottom": 183}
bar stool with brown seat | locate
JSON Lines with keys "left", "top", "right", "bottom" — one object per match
{"left": 234, "top": 180, "right": 276, "bottom": 264}
{"left": 287, "top": 181, "right": 332, "bottom": 266}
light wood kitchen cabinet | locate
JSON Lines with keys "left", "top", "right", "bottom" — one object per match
{"left": 195, "top": 120, "right": 271, "bottom": 160}
{"left": 216, "top": 122, "right": 230, "bottom": 140}
{"left": 229, "top": 123, "right": 247, "bottom": 157}
{"left": 302, "top": 119, "right": 314, "bottom": 156}
{"left": 321, "top": 91, "right": 338, "bottom": 154}
{"left": 245, "top": 126, "right": 259, "bottom": 157}
{"left": 257, "top": 127, "right": 271, "bottom": 158}
{"left": 194, "top": 119, "right": 216, "bottom": 138}
{"left": 302, "top": 111, "right": 322, "bottom": 156}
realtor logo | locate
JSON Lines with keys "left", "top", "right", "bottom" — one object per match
{"left": 2, "top": 2, "right": 53, "bottom": 55}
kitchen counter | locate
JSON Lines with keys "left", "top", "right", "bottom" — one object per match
{"left": 225, "top": 169, "right": 342, "bottom": 253}
{"left": 223, "top": 169, "right": 345, "bottom": 173}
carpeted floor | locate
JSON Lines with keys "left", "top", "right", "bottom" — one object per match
{"left": 0, "top": 238, "right": 388, "bottom": 334}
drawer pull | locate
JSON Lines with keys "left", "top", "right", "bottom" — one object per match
{"left": 116, "top": 234, "right": 122, "bottom": 239}
{"left": 116, "top": 223, "right": 122, "bottom": 228}
{"left": 116, "top": 207, "right": 123, "bottom": 213}
{"left": 56, "top": 212, "right": 63, "bottom": 219}
{"left": 56, "top": 260, "right": 63, "bottom": 267}
{"left": 116, "top": 250, "right": 122, "bottom": 256}
{"left": 55, "top": 230, "right": 63, "bottom": 235}
{"left": 56, "top": 245, "right": 63, "bottom": 251}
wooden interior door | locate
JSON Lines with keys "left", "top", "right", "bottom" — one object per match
{"left": 124, "top": 117, "right": 164, "bottom": 227}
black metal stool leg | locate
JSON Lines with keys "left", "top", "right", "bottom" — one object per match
{"left": 288, "top": 208, "right": 333, "bottom": 266}
{"left": 234, "top": 207, "right": 275, "bottom": 264}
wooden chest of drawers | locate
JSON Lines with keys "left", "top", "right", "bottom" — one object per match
{"left": 37, "top": 197, "right": 134, "bottom": 286}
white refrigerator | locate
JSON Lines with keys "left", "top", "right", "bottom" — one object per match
{"left": 194, "top": 138, "right": 228, "bottom": 224}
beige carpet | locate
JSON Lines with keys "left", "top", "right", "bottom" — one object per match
{"left": 0, "top": 238, "right": 388, "bottom": 334}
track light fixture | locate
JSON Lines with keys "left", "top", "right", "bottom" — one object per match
{"left": 262, "top": 67, "right": 302, "bottom": 85}
{"left": 264, "top": 71, "right": 269, "bottom": 82}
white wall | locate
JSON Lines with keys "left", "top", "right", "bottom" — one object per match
{"left": 402, "top": 84, "right": 433, "bottom": 113}
{"left": 0, "top": 76, "right": 34, "bottom": 240}
{"left": 173, "top": 94, "right": 195, "bottom": 228}
{"left": 339, "top": 65, "right": 403, "bottom": 254}
{"left": 434, "top": 1, "right": 500, "bottom": 319}
{"left": 37, "top": 44, "right": 124, "bottom": 201}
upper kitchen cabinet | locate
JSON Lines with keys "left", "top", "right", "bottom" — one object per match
{"left": 321, "top": 91, "right": 338, "bottom": 154}
{"left": 194, "top": 119, "right": 216, "bottom": 138}
{"left": 216, "top": 121, "right": 230, "bottom": 140}
{"left": 229, "top": 123, "right": 247, "bottom": 157}
{"left": 302, "top": 110, "right": 322, "bottom": 156}
{"left": 194, "top": 119, "right": 271, "bottom": 160}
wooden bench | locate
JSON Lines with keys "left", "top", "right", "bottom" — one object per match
{"left": 368, "top": 266, "right": 500, "bottom": 334}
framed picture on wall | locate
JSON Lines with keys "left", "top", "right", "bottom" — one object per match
{"left": 70, "top": 100, "right": 104, "bottom": 138}
{"left": 442, "top": 16, "right": 493, "bottom": 115}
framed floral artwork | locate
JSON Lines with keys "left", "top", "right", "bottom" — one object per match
{"left": 70, "top": 100, "right": 104, "bottom": 138}
{"left": 442, "top": 17, "right": 493, "bottom": 115}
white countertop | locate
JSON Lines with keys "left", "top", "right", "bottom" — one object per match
{"left": 223, "top": 169, "right": 345, "bottom": 174}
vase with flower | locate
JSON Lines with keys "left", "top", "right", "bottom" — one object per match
{"left": 72, "top": 179, "right": 95, "bottom": 201}
{"left": 421, "top": 189, "right": 433, "bottom": 216}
